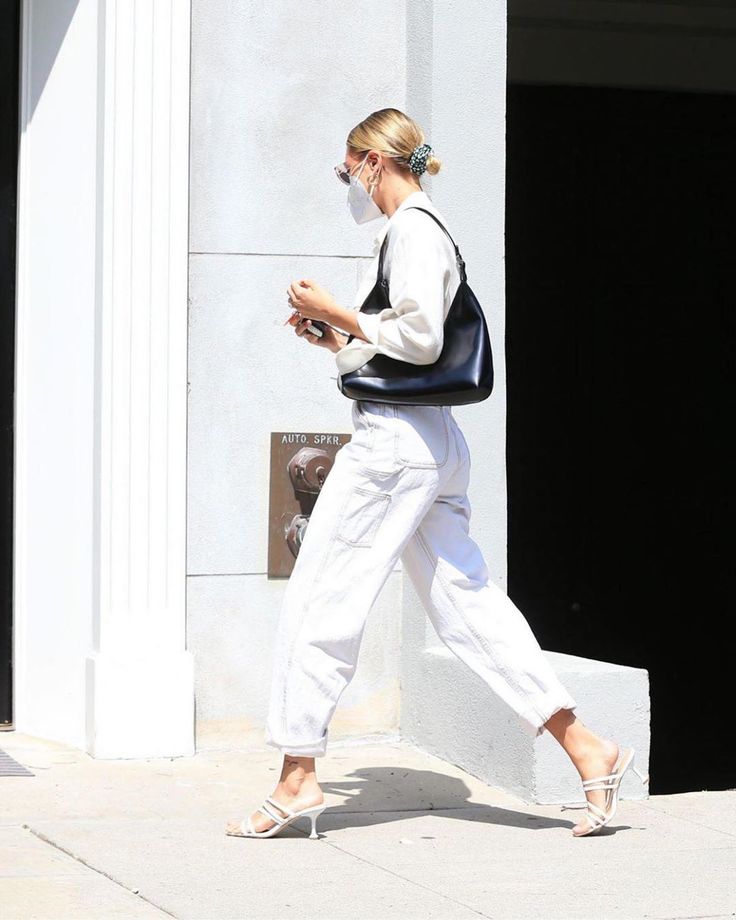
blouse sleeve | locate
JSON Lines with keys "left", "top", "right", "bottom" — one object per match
{"left": 354, "top": 218, "right": 451, "bottom": 365}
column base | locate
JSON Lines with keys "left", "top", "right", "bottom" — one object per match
{"left": 85, "top": 649, "right": 195, "bottom": 759}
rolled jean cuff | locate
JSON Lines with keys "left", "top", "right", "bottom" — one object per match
{"left": 519, "top": 696, "right": 578, "bottom": 739}
{"left": 264, "top": 734, "right": 328, "bottom": 758}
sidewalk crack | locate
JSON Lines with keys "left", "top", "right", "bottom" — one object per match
{"left": 24, "top": 824, "right": 176, "bottom": 918}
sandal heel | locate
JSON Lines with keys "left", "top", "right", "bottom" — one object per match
{"left": 305, "top": 804, "right": 327, "bottom": 839}
{"left": 632, "top": 761, "right": 650, "bottom": 786}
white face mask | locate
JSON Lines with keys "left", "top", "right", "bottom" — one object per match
{"left": 347, "top": 154, "right": 383, "bottom": 224}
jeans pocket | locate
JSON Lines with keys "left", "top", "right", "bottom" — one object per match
{"left": 392, "top": 406, "right": 450, "bottom": 469}
{"left": 353, "top": 402, "right": 400, "bottom": 475}
{"left": 336, "top": 486, "right": 391, "bottom": 547}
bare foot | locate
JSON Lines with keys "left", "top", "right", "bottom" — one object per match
{"left": 226, "top": 757, "right": 324, "bottom": 837}
{"left": 570, "top": 738, "right": 620, "bottom": 836}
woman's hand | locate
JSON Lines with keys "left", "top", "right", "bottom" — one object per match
{"left": 287, "top": 311, "right": 349, "bottom": 353}
{"left": 284, "top": 277, "right": 367, "bottom": 351}
{"left": 286, "top": 278, "right": 339, "bottom": 324}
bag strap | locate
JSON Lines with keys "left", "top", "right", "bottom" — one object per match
{"left": 377, "top": 205, "right": 466, "bottom": 283}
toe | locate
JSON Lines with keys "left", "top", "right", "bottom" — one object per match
{"left": 251, "top": 808, "right": 278, "bottom": 833}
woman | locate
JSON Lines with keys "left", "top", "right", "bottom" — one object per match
{"left": 226, "top": 109, "right": 647, "bottom": 841}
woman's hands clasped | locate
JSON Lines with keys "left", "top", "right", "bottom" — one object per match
{"left": 285, "top": 278, "right": 349, "bottom": 354}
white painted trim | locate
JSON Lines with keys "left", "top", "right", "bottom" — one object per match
{"left": 89, "top": 0, "right": 194, "bottom": 757}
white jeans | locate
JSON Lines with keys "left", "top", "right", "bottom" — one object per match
{"left": 264, "top": 399, "right": 578, "bottom": 757}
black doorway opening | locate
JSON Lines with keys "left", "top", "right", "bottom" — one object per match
{"left": 505, "top": 83, "right": 735, "bottom": 793}
{"left": 0, "top": 0, "right": 20, "bottom": 729}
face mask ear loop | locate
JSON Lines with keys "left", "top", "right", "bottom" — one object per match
{"left": 356, "top": 154, "right": 381, "bottom": 195}
{"left": 353, "top": 154, "right": 368, "bottom": 183}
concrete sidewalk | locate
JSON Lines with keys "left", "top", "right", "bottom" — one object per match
{"left": 0, "top": 731, "right": 734, "bottom": 920}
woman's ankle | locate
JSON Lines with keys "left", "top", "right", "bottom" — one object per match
{"left": 279, "top": 753, "right": 318, "bottom": 786}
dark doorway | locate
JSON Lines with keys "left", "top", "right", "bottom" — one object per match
{"left": 0, "top": 0, "right": 20, "bottom": 729}
{"left": 505, "top": 82, "right": 735, "bottom": 793}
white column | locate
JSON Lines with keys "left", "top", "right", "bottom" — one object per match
{"left": 85, "top": 0, "right": 194, "bottom": 758}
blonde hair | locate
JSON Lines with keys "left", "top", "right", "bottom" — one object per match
{"left": 346, "top": 108, "right": 442, "bottom": 177}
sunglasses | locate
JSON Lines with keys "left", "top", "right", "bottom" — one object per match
{"left": 334, "top": 153, "right": 371, "bottom": 186}
{"left": 334, "top": 161, "right": 354, "bottom": 186}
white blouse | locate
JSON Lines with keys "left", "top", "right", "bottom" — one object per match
{"left": 334, "top": 189, "right": 463, "bottom": 376}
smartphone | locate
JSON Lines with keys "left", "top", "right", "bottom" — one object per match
{"left": 305, "top": 320, "right": 328, "bottom": 338}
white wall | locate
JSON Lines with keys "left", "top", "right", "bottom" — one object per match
{"left": 187, "top": 0, "right": 509, "bottom": 751}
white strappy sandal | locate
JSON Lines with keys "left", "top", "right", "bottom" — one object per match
{"left": 561, "top": 746, "right": 649, "bottom": 836}
{"left": 225, "top": 795, "right": 329, "bottom": 840}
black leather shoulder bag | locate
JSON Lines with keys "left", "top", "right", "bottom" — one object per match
{"left": 337, "top": 206, "right": 494, "bottom": 406}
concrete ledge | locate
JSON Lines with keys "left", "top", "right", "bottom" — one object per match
{"left": 400, "top": 605, "right": 651, "bottom": 805}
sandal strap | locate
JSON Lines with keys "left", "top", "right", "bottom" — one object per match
{"left": 265, "top": 795, "right": 296, "bottom": 819}
{"left": 560, "top": 797, "right": 610, "bottom": 818}
{"left": 562, "top": 802, "right": 607, "bottom": 826}
{"left": 581, "top": 780, "right": 617, "bottom": 792}
{"left": 585, "top": 799, "right": 608, "bottom": 819}
{"left": 259, "top": 800, "right": 289, "bottom": 825}
{"left": 582, "top": 772, "right": 619, "bottom": 786}
{"left": 583, "top": 809, "right": 606, "bottom": 829}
